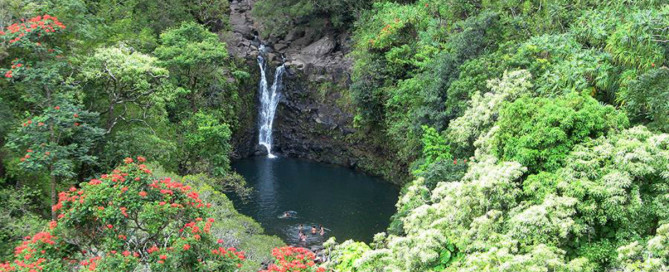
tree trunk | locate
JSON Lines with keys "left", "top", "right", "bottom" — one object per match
{"left": 106, "top": 103, "right": 115, "bottom": 132}
{"left": 46, "top": 86, "right": 58, "bottom": 220}
{"left": 50, "top": 171, "right": 57, "bottom": 220}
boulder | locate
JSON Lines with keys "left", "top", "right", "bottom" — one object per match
{"left": 301, "top": 35, "right": 336, "bottom": 56}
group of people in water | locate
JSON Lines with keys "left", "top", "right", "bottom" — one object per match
{"left": 297, "top": 224, "right": 325, "bottom": 242}
{"left": 282, "top": 211, "right": 326, "bottom": 243}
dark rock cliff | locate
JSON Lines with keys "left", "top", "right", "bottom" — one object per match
{"left": 224, "top": 0, "right": 407, "bottom": 184}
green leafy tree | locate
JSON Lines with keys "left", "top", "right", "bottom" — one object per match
{"left": 413, "top": 126, "right": 452, "bottom": 175}
{"left": 154, "top": 21, "right": 228, "bottom": 120}
{"left": 1, "top": 15, "right": 104, "bottom": 220}
{"left": 605, "top": 8, "right": 667, "bottom": 70}
{"left": 617, "top": 224, "right": 669, "bottom": 271}
{"left": 252, "top": 0, "right": 372, "bottom": 38}
{"left": 619, "top": 67, "right": 669, "bottom": 132}
{"left": 7, "top": 99, "right": 104, "bottom": 220}
{"left": 447, "top": 70, "right": 533, "bottom": 155}
{"left": 0, "top": 188, "right": 46, "bottom": 261}
{"left": 78, "top": 44, "right": 171, "bottom": 133}
{"left": 181, "top": 112, "right": 232, "bottom": 177}
{"left": 83, "top": 0, "right": 230, "bottom": 50}
{"left": 99, "top": 127, "right": 178, "bottom": 171}
{"left": 493, "top": 92, "right": 628, "bottom": 172}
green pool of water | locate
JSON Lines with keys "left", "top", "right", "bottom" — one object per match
{"left": 231, "top": 156, "right": 399, "bottom": 246}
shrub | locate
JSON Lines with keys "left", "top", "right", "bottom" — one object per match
{"left": 259, "top": 247, "right": 324, "bottom": 272}
{"left": 0, "top": 158, "right": 245, "bottom": 271}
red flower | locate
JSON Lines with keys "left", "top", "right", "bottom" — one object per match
{"left": 74, "top": 122, "right": 80, "bottom": 127}
{"left": 49, "top": 221, "right": 57, "bottom": 229}
{"left": 183, "top": 244, "right": 190, "bottom": 251}
{"left": 122, "top": 251, "right": 131, "bottom": 257}
{"left": 139, "top": 191, "right": 147, "bottom": 197}
{"left": 73, "top": 113, "right": 79, "bottom": 118}
{"left": 106, "top": 224, "right": 113, "bottom": 229}
{"left": 120, "top": 187, "right": 128, "bottom": 193}
{"left": 123, "top": 157, "right": 133, "bottom": 164}
{"left": 147, "top": 246, "right": 159, "bottom": 254}
{"left": 54, "top": 106, "right": 60, "bottom": 110}
{"left": 159, "top": 255, "right": 167, "bottom": 260}
{"left": 137, "top": 156, "right": 146, "bottom": 162}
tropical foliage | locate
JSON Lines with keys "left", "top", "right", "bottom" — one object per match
{"left": 323, "top": 1, "right": 669, "bottom": 271}
{"left": 1, "top": 0, "right": 668, "bottom": 271}
{"left": 0, "top": 0, "right": 269, "bottom": 269}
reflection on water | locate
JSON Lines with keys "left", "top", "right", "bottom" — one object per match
{"left": 231, "top": 156, "right": 399, "bottom": 246}
{"left": 256, "top": 157, "right": 277, "bottom": 217}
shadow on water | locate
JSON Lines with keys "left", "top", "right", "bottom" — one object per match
{"left": 230, "top": 156, "right": 399, "bottom": 247}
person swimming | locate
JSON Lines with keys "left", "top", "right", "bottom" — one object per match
{"left": 280, "top": 211, "right": 297, "bottom": 219}
{"left": 311, "top": 225, "right": 317, "bottom": 234}
{"left": 299, "top": 224, "right": 304, "bottom": 232}
{"left": 299, "top": 231, "right": 307, "bottom": 242}
{"left": 319, "top": 224, "right": 325, "bottom": 236}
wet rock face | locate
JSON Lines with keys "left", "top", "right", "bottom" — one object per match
{"left": 225, "top": 0, "right": 352, "bottom": 83}
{"left": 225, "top": 0, "right": 260, "bottom": 60}
{"left": 272, "top": 71, "right": 355, "bottom": 168}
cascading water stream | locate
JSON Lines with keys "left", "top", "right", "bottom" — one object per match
{"left": 257, "top": 49, "right": 285, "bottom": 158}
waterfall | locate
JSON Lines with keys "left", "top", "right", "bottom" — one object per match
{"left": 257, "top": 52, "right": 285, "bottom": 158}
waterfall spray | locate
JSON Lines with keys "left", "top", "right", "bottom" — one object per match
{"left": 257, "top": 50, "right": 285, "bottom": 158}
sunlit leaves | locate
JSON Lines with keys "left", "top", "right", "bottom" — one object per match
{"left": 78, "top": 44, "right": 170, "bottom": 132}
{"left": 493, "top": 92, "right": 628, "bottom": 172}
{"left": 605, "top": 8, "right": 668, "bottom": 70}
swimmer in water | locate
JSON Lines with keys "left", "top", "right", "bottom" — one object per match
{"left": 299, "top": 224, "right": 304, "bottom": 232}
{"left": 299, "top": 231, "right": 306, "bottom": 242}
{"left": 319, "top": 224, "right": 325, "bottom": 236}
{"left": 284, "top": 211, "right": 291, "bottom": 218}
{"left": 311, "top": 225, "right": 317, "bottom": 234}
